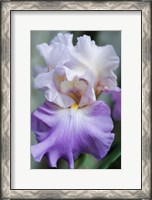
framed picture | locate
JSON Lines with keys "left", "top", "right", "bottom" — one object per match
{"left": 1, "top": 0, "right": 151, "bottom": 199}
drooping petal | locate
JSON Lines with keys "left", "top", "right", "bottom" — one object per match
{"left": 31, "top": 102, "right": 60, "bottom": 141}
{"left": 72, "top": 101, "right": 114, "bottom": 159}
{"left": 102, "top": 89, "right": 121, "bottom": 121}
{"left": 31, "top": 100, "right": 114, "bottom": 168}
{"left": 111, "top": 90, "right": 121, "bottom": 121}
{"left": 36, "top": 43, "right": 69, "bottom": 70}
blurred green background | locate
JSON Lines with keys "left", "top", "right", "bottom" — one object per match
{"left": 31, "top": 31, "right": 121, "bottom": 169}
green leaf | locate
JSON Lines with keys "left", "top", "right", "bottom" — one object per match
{"left": 97, "top": 145, "right": 121, "bottom": 169}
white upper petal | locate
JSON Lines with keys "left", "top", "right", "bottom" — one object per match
{"left": 34, "top": 70, "right": 75, "bottom": 108}
{"left": 36, "top": 43, "right": 69, "bottom": 70}
{"left": 50, "top": 33, "right": 73, "bottom": 47}
{"left": 34, "top": 65, "right": 96, "bottom": 108}
{"left": 34, "top": 33, "right": 120, "bottom": 100}
{"left": 69, "top": 35, "right": 120, "bottom": 92}
{"left": 45, "top": 89, "right": 75, "bottom": 108}
{"left": 33, "top": 65, "right": 48, "bottom": 78}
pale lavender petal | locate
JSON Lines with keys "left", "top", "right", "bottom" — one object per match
{"left": 31, "top": 101, "right": 114, "bottom": 168}
{"left": 34, "top": 70, "right": 53, "bottom": 89}
{"left": 34, "top": 70, "right": 75, "bottom": 108}
{"left": 45, "top": 89, "right": 75, "bottom": 108}
{"left": 33, "top": 65, "right": 48, "bottom": 78}
{"left": 69, "top": 35, "right": 119, "bottom": 92}
{"left": 77, "top": 70, "right": 96, "bottom": 107}
{"left": 36, "top": 43, "right": 69, "bottom": 70}
{"left": 34, "top": 66, "right": 96, "bottom": 108}
{"left": 57, "top": 66, "right": 96, "bottom": 107}
{"left": 51, "top": 33, "right": 73, "bottom": 47}
{"left": 55, "top": 65, "right": 76, "bottom": 81}
{"left": 36, "top": 43, "right": 51, "bottom": 63}
{"left": 79, "top": 86, "right": 95, "bottom": 107}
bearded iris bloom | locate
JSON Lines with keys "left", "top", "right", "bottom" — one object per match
{"left": 31, "top": 33, "right": 120, "bottom": 169}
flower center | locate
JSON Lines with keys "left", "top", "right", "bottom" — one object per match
{"left": 70, "top": 103, "right": 79, "bottom": 110}
{"left": 60, "top": 78, "right": 88, "bottom": 104}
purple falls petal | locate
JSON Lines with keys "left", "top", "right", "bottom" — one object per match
{"left": 31, "top": 101, "right": 115, "bottom": 169}
{"left": 102, "top": 88, "right": 121, "bottom": 121}
{"left": 111, "top": 90, "right": 121, "bottom": 121}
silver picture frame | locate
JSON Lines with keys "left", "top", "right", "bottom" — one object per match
{"left": 1, "top": 0, "right": 151, "bottom": 199}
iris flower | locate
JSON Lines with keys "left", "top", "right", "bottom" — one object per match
{"left": 31, "top": 33, "right": 120, "bottom": 169}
